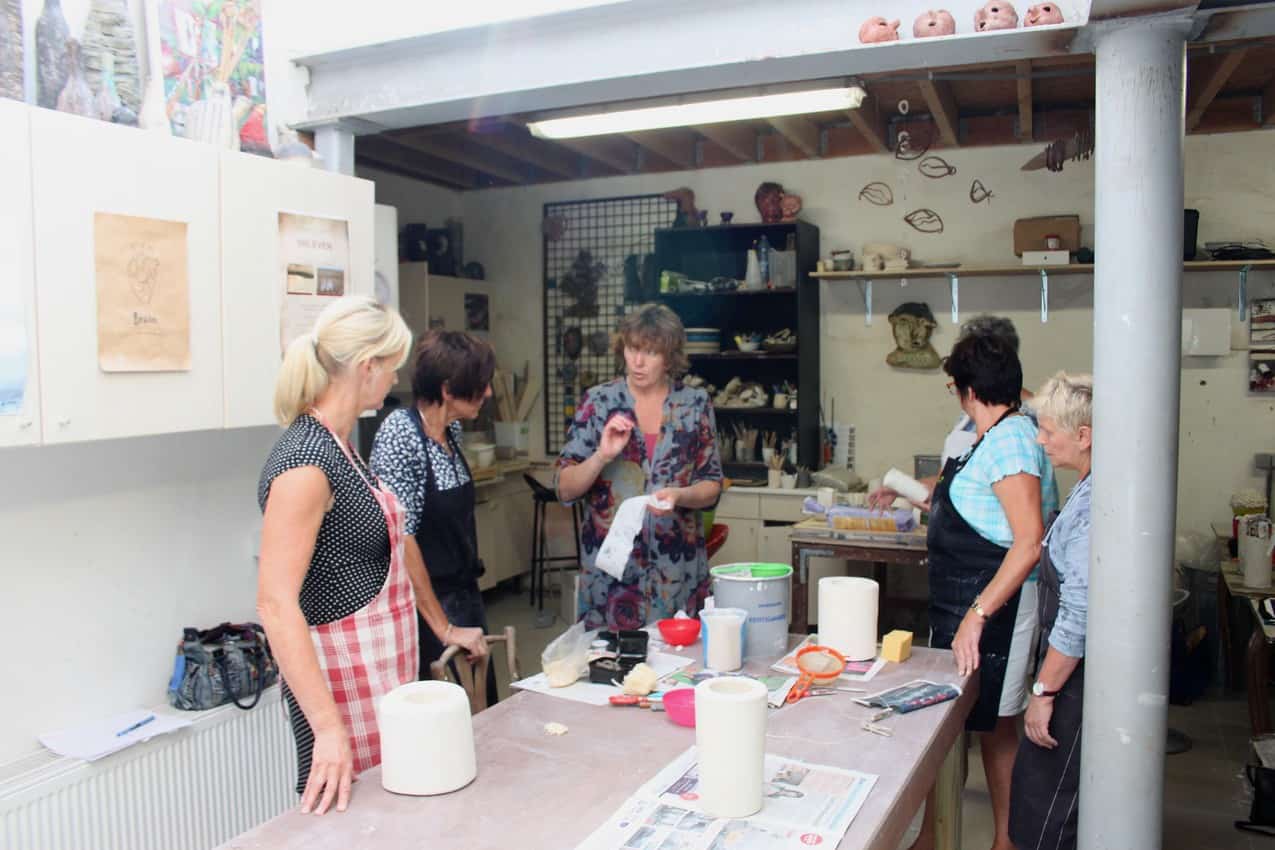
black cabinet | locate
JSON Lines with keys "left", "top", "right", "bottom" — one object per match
{"left": 653, "top": 221, "right": 820, "bottom": 470}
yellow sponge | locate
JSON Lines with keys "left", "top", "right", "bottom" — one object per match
{"left": 881, "top": 630, "right": 913, "bottom": 663}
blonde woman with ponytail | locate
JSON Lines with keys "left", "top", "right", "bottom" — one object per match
{"left": 256, "top": 296, "right": 486, "bottom": 816}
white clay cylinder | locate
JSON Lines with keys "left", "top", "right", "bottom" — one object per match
{"left": 695, "top": 677, "right": 768, "bottom": 817}
{"left": 378, "top": 681, "right": 476, "bottom": 796}
{"left": 818, "top": 576, "right": 879, "bottom": 661}
{"left": 1241, "top": 517, "right": 1273, "bottom": 588}
{"left": 884, "top": 468, "right": 930, "bottom": 505}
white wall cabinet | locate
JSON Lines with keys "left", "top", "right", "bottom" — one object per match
{"left": 474, "top": 477, "right": 533, "bottom": 590}
{"left": 0, "top": 101, "right": 40, "bottom": 448}
{"left": 711, "top": 489, "right": 812, "bottom": 567}
{"left": 221, "top": 152, "right": 375, "bottom": 428}
{"left": 30, "top": 109, "right": 224, "bottom": 444}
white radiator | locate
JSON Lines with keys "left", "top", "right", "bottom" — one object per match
{"left": 0, "top": 687, "right": 295, "bottom": 850}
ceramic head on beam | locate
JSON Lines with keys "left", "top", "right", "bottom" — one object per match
{"left": 974, "top": 0, "right": 1018, "bottom": 31}
{"left": 913, "top": 10, "right": 956, "bottom": 38}
{"left": 1023, "top": 2, "right": 1064, "bottom": 26}
{"left": 858, "top": 17, "right": 900, "bottom": 44}
{"left": 755, "top": 182, "right": 785, "bottom": 224}
{"left": 780, "top": 194, "right": 803, "bottom": 222}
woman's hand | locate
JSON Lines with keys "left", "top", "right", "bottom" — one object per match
{"left": 867, "top": 486, "right": 899, "bottom": 511}
{"left": 1025, "top": 696, "right": 1058, "bottom": 749}
{"left": 597, "top": 414, "right": 635, "bottom": 463}
{"left": 951, "top": 609, "right": 984, "bottom": 677}
{"left": 445, "top": 624, "right": 489, "bottom": 659}
{"left": 648, "top": 487, "right": 682, "bottom": 516}
{"left": 300, "top": 721, "right": 354, "bottom": 815}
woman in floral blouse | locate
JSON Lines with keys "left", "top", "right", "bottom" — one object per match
{"left": 556, "top": 304, "right": 724, "bottom": 629}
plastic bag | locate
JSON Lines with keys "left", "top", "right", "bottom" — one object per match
{"left": 1176, "top": 530, "right": 1222, "bottom": 572}
{"left": 541, "top": 621, "right": 590, "bottom": 687}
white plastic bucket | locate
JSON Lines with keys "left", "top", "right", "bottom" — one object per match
{"left": 710, "top": 563, "right": 792, "bottom": 660}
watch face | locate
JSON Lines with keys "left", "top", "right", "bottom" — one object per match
{"left": 1032, "top": 682, "right": 1044, "bottom": 696}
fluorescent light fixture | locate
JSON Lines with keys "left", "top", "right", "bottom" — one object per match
{"left": 528, "top": 85, "right": 867, "bottom": 139}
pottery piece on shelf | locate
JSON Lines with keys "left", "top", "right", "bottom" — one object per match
{"left": 664, "top": 187, "right": 699, "bottom": 227}
{"left": 780, "top": 194, "right": 802, "bottom": 222}
{"left": 0, "top": 0, "right": 22, "bottom": 101}
{"left": 720, "top": 211, "right": 734, "bottom": 224}
{"left": 36, "top": 0, "right": 70, "bottom": 109}
{"left": 858, "top": 17, "right": 900, "bottom": 43}
{"left": 886, "top": 302, "right": 941, "bottom": 370}
{"left": 755, "top": 182, "right": 785, "bottom": 224}
{"left": 1024, "top": 2, "right": 1064, "bottom": 26}
{"left": 137, "top": 71, "right": 170, "bottom": 132}
{"left": 274, "top": 126, "right": 319, "bottom": 166}
{"left": 184, "top": 81, "right": 240, "bottom": 150}
{"left": 56, "top": 40, "right": 97, "bottom": 118}
{"left": 974, "top": 0, "right": 1018, "bottom": 31}
{"left": 82, "top": 0, "right": 141, "bottom": 112}
{"left": 913, "top": 10, "right": 956, "bottom": 37}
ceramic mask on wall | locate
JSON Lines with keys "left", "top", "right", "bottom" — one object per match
{"left": 858, "top": 16, "right": 900, "bottom": 43}
{"left": 974, "top": 0, "right": 1018, "bottom": 30}
{"left": 1024, "top": 2, "right": 1064, "bottom": 25}
{"left": 886, "top": 302, "right": 940, "bottom": 370}
{"left": 913, "top": 10, "right": 956, "bottom": 37}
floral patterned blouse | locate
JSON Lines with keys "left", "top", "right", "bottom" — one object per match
{"left": 556, "top": 378, "right": 723, "bottom": 630}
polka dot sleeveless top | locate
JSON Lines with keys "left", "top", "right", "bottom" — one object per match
{"left": 257, "top": 414, "right": 390, "bottom": 625}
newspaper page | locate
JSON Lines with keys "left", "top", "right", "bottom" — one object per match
{"left": 576, "top": 747, "right": 877, "bottom": 850}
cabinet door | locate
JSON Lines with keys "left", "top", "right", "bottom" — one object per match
{"left": 30, "top": 110, "right": 223, "bottom": 443}
{"left": 711, "top": 518, "right": 760, "bottom": 567}
{"left": 0, "top": 102, "right": 40, "bottom": 447}
{"left": 220, "top": 151, "right": 375, "bottom": 428}
{"left": 476, "top": 496, "right": 506, "bottom": 591}
{"left": 757, "top": 524, "right": 794, "bottom": 565}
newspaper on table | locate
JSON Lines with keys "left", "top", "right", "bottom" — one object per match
{"left": 771, "top": 635, "right": 887, "bottom": 683}
{"left": 575, "top": 746, "right": 877, "bottom": 850}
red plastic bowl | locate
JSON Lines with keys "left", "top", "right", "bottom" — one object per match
{"left": 657, "top": 618, "right": 701, "bottom": 647}
{"left": 663, "top": 688, "right": 696, "bottom": 727}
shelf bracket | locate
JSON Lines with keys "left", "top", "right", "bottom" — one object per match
{"left": 858, "top": 279, "right": 874, "bottom": 326}
{"left": 948, "top": 273, "right": 959, "bottom": 324}
{"left": 1239, "top": 265, "right": 1252, "bottom": 322}
{"left": 1040, "top": 269, "right": 1050, "bottom": 323}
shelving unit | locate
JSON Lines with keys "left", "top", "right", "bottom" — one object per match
{"left": 813, "top": 260, "right": 1275, "bottom": 324}
{"left": 654, "top": 221, "right": 820, "bottom": 468}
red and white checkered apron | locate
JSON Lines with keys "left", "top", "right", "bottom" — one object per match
{"left": 310, "top": 413, "right": 419, "bottom": 776}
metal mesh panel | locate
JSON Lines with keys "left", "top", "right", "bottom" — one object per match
{"left": 542, "top": 194, "right": 677, "bottom": 455}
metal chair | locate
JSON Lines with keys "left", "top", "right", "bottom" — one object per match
{"left": 429, "top": 626, "right": 521, "bottom": 715}
{"left": 524, "top": 473, "right": 583, "bottom": 625}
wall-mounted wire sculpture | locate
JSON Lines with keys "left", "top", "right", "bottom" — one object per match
{"left": 918, "top": 155, "right": 957, "bottom": 178}
{"left": 904, "top": 209, "right": 945, "bottom": 234}
{"left": 969, "top": 179, "right": 994, "bottom": 204}
{"left": 858, "top": 182, "right": 895, "bottom": 206}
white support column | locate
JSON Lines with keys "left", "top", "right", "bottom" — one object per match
{"left": 1081, "top": 18, "right": 1188, "bottom": 850}
{"left": 315, "top": 124, "right": 356, "bottom": 175}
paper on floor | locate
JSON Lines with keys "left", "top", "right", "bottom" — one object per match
{"left": 39, "top": 708, "right": 191, "bottom": 762}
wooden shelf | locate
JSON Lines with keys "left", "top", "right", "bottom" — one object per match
{"left": 811, "top": 259, "right": 1275, "bottom": 281}
{"left": 715, "top": 407, "right": 798, "bottom": 416}
{"left": 689, "top": 352, "right": 798, "bottom": 361}
{"left": 658, "top": 287, "right": 797, "bottom": 297}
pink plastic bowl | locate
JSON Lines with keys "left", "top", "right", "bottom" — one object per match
{"left": 663, "top": 688, "right": 696, "bottom": 728}
{"left": 658, "top": 618, "right": 701, "bottom": 647}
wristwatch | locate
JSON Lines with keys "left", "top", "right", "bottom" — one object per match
{"left": 969, "top": 597, "right": 988, "bottom": 621}
{"left": 1031, "top": 681, "right": 1061, "bottom": 698}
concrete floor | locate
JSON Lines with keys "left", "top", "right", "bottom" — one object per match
{"left": 480, "top": 581, "right": 1262, "bottom": 850}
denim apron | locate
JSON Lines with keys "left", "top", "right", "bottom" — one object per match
{"left": 926, "top": 410, "right": 1022, "bottom": 732}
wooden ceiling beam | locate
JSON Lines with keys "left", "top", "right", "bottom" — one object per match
{"left": 1016, "top": 60, "right": 1034, "bottom": 141}
{"left": 356, "top": 138, "right": 477, "bottom": 190}
{"left": 463, "top": 127, "right": 580, "bottom": 179}
{"left": 552, "top": 137, "right": 636, "bottom": 173}
{"left": 623, "top": 130, "right": 696, "bottom": 170}
{"left": 1265, "top": 74, "right": 1275, "bottom": 126}
{"left": 845, "top": 97, "right": 888, "bottom": 153}
{"left": 766, "top": 116, "right": 821, "bottom": 157}
{"left": 693, "top": 123, "right": 755, "bottom": 161}
{"left": 390, "top": 132, "right": 528, "bottom": 183}
{"left": 917, "top": 77, "right": 961, "bottom": 146}
{"left": 1186, "top": 48, "right": 1248, "bottom": 131}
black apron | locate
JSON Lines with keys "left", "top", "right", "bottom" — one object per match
{"left": 926, "top": 410, "right": 1022, "bottom": 732}
{"left": 1009, "top": 509, "right": 1084, "bottom": 850}
{"left": 407, "top": 407, "right": 497, "bottom": 705}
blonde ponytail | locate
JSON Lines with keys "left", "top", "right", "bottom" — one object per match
{"left": 273, "top": 295, "right": 413, "bottom": 426}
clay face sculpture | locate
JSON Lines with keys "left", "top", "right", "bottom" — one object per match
{"left": 858, "top": 17, "right": 900, "bottom": 43}
{"left": 780, "top": 194, "right": 803, "bottom": 222}
{"left": 1024, "top": 2, "right": 1063, "bottom": 26}
{"left": 755, "top": 182, "right": 785, "bottom": 224}
{"left": 974, "top": 0, "right": 1018, "bottom": 31}
{"left": 913, "top": 10, "right": 956, "bottom": 37}
{"left": 886, "top": 303, "right": 941, "bottom": 370}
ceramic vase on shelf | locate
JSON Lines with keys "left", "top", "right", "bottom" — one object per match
{"left": 56, "top": 40, "right": 97, "bottom": 118}
{"left": 82, "top": 0, "right": 140, "bottom": 111}
{"left": 184, "top": 81, "right": 240, "bottom": 150}
{"left": 35, "top": 0, "right": 70, "bottom": 109}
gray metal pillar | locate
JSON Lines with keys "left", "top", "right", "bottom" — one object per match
{"left": 315, "top": 124, "right": 356, "bottom": 175}
{"left": 1081, "top": 17, "right": 1189, "bottom": 850}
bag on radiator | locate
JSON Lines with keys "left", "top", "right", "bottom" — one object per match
{"left": 167, "top": 622, "right": 278, "bottom": 711}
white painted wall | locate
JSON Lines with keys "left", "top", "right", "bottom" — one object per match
{"left": 0, "top": 427, "right": 278, "bottom": 764}
{"left": 357, "top": 165, "right": 463, "bottom": 225}
{"left": 446, "top": 131, "right": 1275, "bottom": 535}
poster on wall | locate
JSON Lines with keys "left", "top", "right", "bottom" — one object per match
{"left": 279, "top": 213, "right": 350, "bottom": 355}
{"left": 1251, "top": 298, "right": 1275, "bottom": 394}
{"left": 0, "top": 0, "right": 22, "bottom": 103}
{"left": 154, "top": 0, "right": 269, "bottom": 152}
{"left": 94, "top": 212, "right": 191, "bottom": 372}
{"left": 0, "top": 258, "right": 26, "bottom": 414}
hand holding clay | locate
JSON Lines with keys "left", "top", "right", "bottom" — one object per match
{"left": 974, "top": 0, "right": 1018, "bottom": 31}
{"left": 597, "top": 414, "right": 635, "bottom": 462}
{"left": 1024, "top": 2, "right": 1064, "bottom": 26}
{"left": 858, "top": 16, "right": 900, "bottom": 43}
{"left": 913, "top": 9, "right": 956, "bottom": 37}
{"left": 867, "top": 486, "right": 900, "bottom": 512}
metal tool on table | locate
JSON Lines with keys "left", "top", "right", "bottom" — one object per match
{"left": 785, "top": 644, "right": 848, "bottom": 704}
